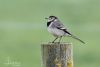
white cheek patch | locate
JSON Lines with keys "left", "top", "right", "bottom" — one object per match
{"left": 48, "top": 19, "right": 52, "bottom": 22}
{"left": 60, "top": 27, "right": 66, "bottom": 29}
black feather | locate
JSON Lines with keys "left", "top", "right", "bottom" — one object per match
{"left": 56, "top": 27, "right": 71, "bottom": 35}
{"left": 49, "top": 16, "right": 57, "bottom": 19}
{"left": 62, "top": 29, "right": 72, "bottom": 35}
{"left": 47, "top": 22, "right": 52, "bottom": 27}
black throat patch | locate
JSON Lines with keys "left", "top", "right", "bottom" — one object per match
{"left": 47, "top": 19, "right": 56, "bottom": 27}
{"left": 47, "top": 21, "right": 52, "bottom": 27}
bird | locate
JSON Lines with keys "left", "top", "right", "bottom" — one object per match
{"left": 45, "top": 16, "right": 85, "bottom": 44}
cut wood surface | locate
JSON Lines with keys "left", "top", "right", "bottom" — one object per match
{"left": 41, "top": 42, "right": 73, "bottom": 67}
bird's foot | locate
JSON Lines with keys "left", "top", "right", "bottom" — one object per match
{"left": 57, "top": 42, "right": 60, "bottom": 44}
{"left": 48, "top": 41, "right": 55, "bottom": 44}
{"left": 48, "top": 41, "right": 61, "bottom": 44}
{"left": 52, "top": 41, "right": 55, "bottom": 43}
{"left": 53, "top": 42, "right": 61, "bottom": 44}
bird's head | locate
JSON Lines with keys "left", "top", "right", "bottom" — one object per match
{"left": 45, "top": 16, "right": 58, "bottom": 22}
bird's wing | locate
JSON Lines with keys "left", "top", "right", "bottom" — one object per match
{"left": 56, "top": 27, "right": 72, "bottom": 35}
{"left": 54, "top": 20, "right": 71, "bottom": 35}
{"left": 54, "top": 20, "right": 66, "bottom": 29}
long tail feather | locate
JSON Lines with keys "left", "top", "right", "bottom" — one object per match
{"left": 71, "top": 35, "right": 85, "bottom": 44}
{"left": 63, "top": 29, "right": 85, "bottom": 44}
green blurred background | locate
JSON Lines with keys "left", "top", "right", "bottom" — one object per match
{"left": 0, "top": 0, "right": 100, "bottom": 67}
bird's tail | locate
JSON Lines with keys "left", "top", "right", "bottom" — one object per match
{"left": 70, "top": 34, "right": 85, "bottom": 44}
{"left": 64, "top": 30, "right": 85, "bottom": 44}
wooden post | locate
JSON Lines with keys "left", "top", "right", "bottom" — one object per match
{"left": 41, "top": 42, "right": 73, "bottom": 67}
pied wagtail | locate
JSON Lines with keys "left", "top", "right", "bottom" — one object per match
{"left": 45, "top": 16, "right": 85, "bottom": 44}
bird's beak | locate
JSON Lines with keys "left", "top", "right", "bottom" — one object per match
{"left": 45, "top": 17, "right": 49, "bottom": 19}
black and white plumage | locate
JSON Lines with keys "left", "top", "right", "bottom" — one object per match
{"left": 45, "top": 16, "right": 85, "bottom": 44}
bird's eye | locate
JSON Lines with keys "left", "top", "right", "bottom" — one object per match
{"left": 51, "top": 17, "right": 54, "bottom": 19}
{"left": 49, "top": 17, "right": 52, "bottom": 20}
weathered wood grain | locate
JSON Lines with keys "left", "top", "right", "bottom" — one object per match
{"left": 41, "top": 42, "right": 73, "bottom": 67}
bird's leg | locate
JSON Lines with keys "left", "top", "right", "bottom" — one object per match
{"left": 58, "top": 36, "right": 62, "bottom": 43}
{"left": 52, "top": 37, "right": 58, "bottom": 43}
